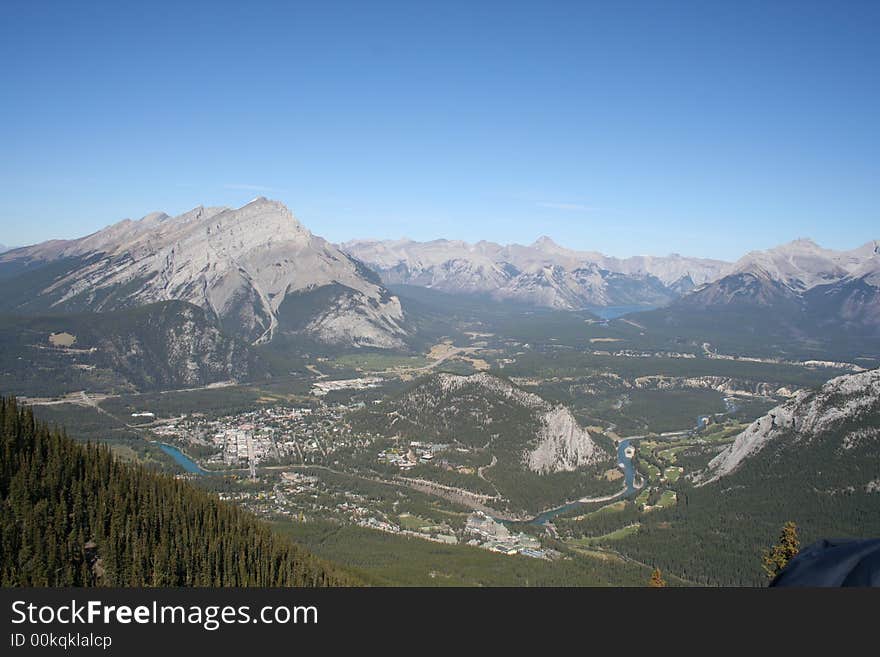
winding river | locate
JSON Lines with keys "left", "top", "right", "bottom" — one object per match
{"left": 527, "top": 439, "right": 638, "bottom": 525}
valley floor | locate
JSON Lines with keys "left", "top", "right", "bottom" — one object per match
{"left": 19, "top": 302, "right": 879, "bottom": 586}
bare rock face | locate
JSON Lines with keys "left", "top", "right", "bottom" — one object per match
{"left": 0, "top": 198, "right": 408, "bottom": 349}
{"left": 303, "top": 290, "right": 407, "bottom": 349}
{"left": 527, "top": 406, "right": 604, "bottom": 474}
{"left": 700, "top": 368, "right": 880, "bottom": 483}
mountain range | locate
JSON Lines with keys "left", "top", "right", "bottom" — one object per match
{"left": 640, "top": 238, "right": 880, "bottom": 356}
{"left": 682, "top": 238, "right": 879, "bottom": 310}
{"left": 6, "top": 200, "right": 876, "bottom": 333}
{"left": 342, "top": 236, "right": 730, "bottom": 309}
{"left": 2, "top": 199, "right": 878, "bottom": 392}
{"left": 343, "top": 236, "right": 880, "bottom": 321}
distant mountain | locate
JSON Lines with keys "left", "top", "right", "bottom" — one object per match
{"left": 804, "top": 255, "right": 880, "bottom": 335}
{"left": 700, "top": 368, "right": 880, "bottom": 483}
{"left": 0, "top": 199, "right": 408, "bottom": 349}
{"left": 341, "top": 237, "right": 730, "bottom": 310}
{"left": 690, "top": 239, "right": 880, "bottom": 304}
{"left": 0, "top": 244, "right": 8, "bottom": 254}
{"left": 637, "top": 239, "right": 880, "bottom": 358}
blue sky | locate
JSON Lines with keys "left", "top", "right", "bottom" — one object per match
{"left": 1, "top": 0, "right": 877, "bottom": 260}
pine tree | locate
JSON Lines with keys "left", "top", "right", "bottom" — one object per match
{"left": 649, "top": 567, "right": 666, "bottom": 587}
{"left": 761, "top": 521, "right": 800, "bottom": 580}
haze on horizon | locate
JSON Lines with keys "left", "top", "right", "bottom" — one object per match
{"left": 1, "top": 1, "right": 878, "bottom": 261}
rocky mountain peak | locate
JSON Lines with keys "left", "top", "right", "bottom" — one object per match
{"left": 532, "top": 235, "right": 561, "bottom": 250}
{"left": 0, "top": 199, "right": 408, "bottom": 349}
{"left": 785, "top": 237, "right": 821, "bottom": 250}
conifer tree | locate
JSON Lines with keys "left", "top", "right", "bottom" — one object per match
{"left": 649, "top": 567, "right": 667, "bottom": 587}
{"left": 761, "top": 521, "right": 800, "bottom": 580}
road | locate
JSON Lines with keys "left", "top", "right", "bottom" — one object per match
{"left": 18, "top": 380, "right": 238, "bottom": 407}
{"left": 476, "top": 455, "right": 501, "bottom": 497}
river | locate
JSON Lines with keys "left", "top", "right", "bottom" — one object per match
{"left": 158, "top": 443, "right": 207, "bottom": 475}
{"left": 526, "top": 439, "right": 637, "bottom": 525}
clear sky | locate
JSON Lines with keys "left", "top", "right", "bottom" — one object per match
{"left": 1, "top": 0, "right": 877, "bottom": 260}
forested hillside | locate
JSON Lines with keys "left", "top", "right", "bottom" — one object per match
{"left": 612, "top": 371, "right": 880, "bottom": 585}
{"left": 0, "top": 396, "right": 357, "bottom": 586}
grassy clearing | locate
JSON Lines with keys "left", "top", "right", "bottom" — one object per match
{"left": 603, "top": 468, "right": 624, "bottom": 481}
{"left": 657, "top": 446, "right": 688, "bottom": 463}
{"left": 663, "top": 466, "right": 684, "bottom": 483}
{"left": 701, "top": 423, "right": 747, "bottom": 442}
{"left": 641, "top": 489, "right": 678, "bottom": 512}
{"left": 398, "top": 513, "right": 433, "bottom": 531}
{"left": 571, "top": 500, "right": 627, "bottom": 522}
{"left": 657, "top": 490, "right": 678, "bottom": 508}
{"left": 333, "top": 353, "right": 430, "bottom": 371}
{"left": 566, "top": 523, "right": 640, "bottom": 546}
{"left": 48, "top": 331, "right": 77, "bottom": 347}
{"left": 641, "top": 462, "right": 661, "bottom": 482}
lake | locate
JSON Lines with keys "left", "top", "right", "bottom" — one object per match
{"left": 588, "top": 305, "right": 658, "bottom": 320}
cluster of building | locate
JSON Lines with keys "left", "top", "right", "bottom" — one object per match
{"left": 150, "top": 402, "right": 367, "bottom": 472}
{"left": 227, "top": 469, "right": 354, "bottom": 521}
{"left": 377, "top": 441, "right": 448, "bottom": 470}
{"left": 356, "top": 517, "right": 459, "bottom": 544}
{"left": 599, "top": 349, "right": 696, "bottom": 359}
{"left": 311, "top": 376, "right": 384, "bottom": 396}
{"left": 464, "top": 512, "right": 548, "bottom": 559}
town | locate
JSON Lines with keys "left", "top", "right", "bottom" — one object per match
{"left": 143, "top": 401, "right": 559, "bottom": 559}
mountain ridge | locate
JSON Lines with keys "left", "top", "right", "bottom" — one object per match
{"left": 341, "top": 236, "right": 731, "bottom": 310}
{"left": 699, "top": 367, "right": 880, "bottom": 483}
{"left": 0, "top": 199, "right": 408, "bottom": 350}
{"left": 633, "top": 239, "right": 880, "bottom": 357}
